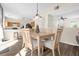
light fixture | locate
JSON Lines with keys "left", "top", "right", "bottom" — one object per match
{"left": 54, "top": 5, "right": 60, "bottom": 10}
{"left": 33, "top": 3, "right": 42, "bottom": 20}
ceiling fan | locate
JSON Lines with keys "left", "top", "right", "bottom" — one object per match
{"left": 54, "top": 5, "right": 60, "bottom": 10}
{"left": 54, "top": 5, "right": 67, "bottom": 20}
{"left": 60, "top": 16, "right": 67, "bottom": 20}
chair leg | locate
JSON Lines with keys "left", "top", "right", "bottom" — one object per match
{"left": 42, "top": 46, "right": 44, "bottom": 55}
{"left": 58, "top": 44, "right": 61, "bottom": 56}
{"left": 52, "top": 48, "right": 55, "bottom": 56}
{"left": 52, "top": 49, "right": 55, "bottom": 56}
{"left": 22, "top": 43, "right": 25, "bottom": 48}
{"left": 19, "top": 52, "right": 21, "bottom": 56}
{"left": 31, "top": 50, "right": 33, "bottom": 56}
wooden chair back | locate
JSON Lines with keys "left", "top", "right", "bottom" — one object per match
{"left": 55, "top": 28, "right": 63, "bottom": 45}
{"left": 20, "top": 28, "right": 32, "bottom": 50}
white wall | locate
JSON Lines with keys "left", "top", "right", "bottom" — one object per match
{"left": 33, "top": 16, "right": 45, "bottom": 32}
{"left": 39, "top": 3, "right": 79, "bottom": 30}
{"left": 41, "top": 13, "right": 58, "bottom": 31}
{"left": 47, "top": 14, "right": 79, "bottom": 29}
{"left": 48, "top": 14, "right": 58, "bottom": 29}
{"left": 45, "top": 14, "right": 79, "bottom": 29}
{"left": 64, "top": 18, "right": 79, "bottom": 28}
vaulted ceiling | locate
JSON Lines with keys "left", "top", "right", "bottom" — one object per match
{"left": 1, "top": 3, "right": 56, "bottom": 19}
{"left": 1, "top": 3, "right": 79, "bottom": 19}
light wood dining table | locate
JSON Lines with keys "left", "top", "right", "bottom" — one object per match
{"left": 31, "top": 31, "right": 55, "bottom": 56}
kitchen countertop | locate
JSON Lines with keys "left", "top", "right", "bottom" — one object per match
{"left": 3, "top": 28, "right": 20, "bottom": 41}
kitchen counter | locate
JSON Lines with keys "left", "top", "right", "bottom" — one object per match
{"left": 4, "top": 29, "right": 19, "bottom": 41}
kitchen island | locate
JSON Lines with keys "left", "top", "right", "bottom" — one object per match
{"left": 4, "top": 28, "right": 19, "bottom": 41}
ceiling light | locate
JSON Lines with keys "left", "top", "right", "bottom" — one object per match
{"left": 33, "top": 3, "right": 42, "bottom": 20}
{"left": 54, "top": 5, "right": 60, "bottom": 10}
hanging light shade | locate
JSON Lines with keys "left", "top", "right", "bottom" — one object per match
{"left": 33, "top": 3, "right": 42, "bottom": 20}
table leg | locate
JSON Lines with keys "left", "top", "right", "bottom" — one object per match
{"left": 37, "top": 37, "right": 40, "bottom": 56}
{"left": 51, "top": 35, "right": 55, "bottom": 56}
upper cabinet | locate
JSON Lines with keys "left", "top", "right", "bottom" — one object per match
{"left": 4, "top": 18, "right": 21, "bottom": 28}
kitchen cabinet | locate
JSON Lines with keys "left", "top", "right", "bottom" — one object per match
{"left": 4, "top": 19, "right": 21, "bottom": 29}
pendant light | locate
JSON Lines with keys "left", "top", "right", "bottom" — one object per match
{"left": 34, "top": 3, "right": 42, "bottom": 20}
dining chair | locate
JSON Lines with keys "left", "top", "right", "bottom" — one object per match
{"left": 42, "top": 28, "right": 63, "bottom": 56}
{"left": 20, "top": 28, "right": 38, "bottom": 56}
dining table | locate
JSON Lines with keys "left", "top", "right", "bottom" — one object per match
{"left": 31, "top": 31, "right": 55, "bottom": 56}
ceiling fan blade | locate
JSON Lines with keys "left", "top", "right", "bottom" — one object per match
{"left": 64, "top": 18, "right": 67, "bottom": 19}
{"left": 54, "top": 5, "right": 60, "bottom": 10}
{"left": 60, "top": 16, "right": 67, "bottom": 20}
